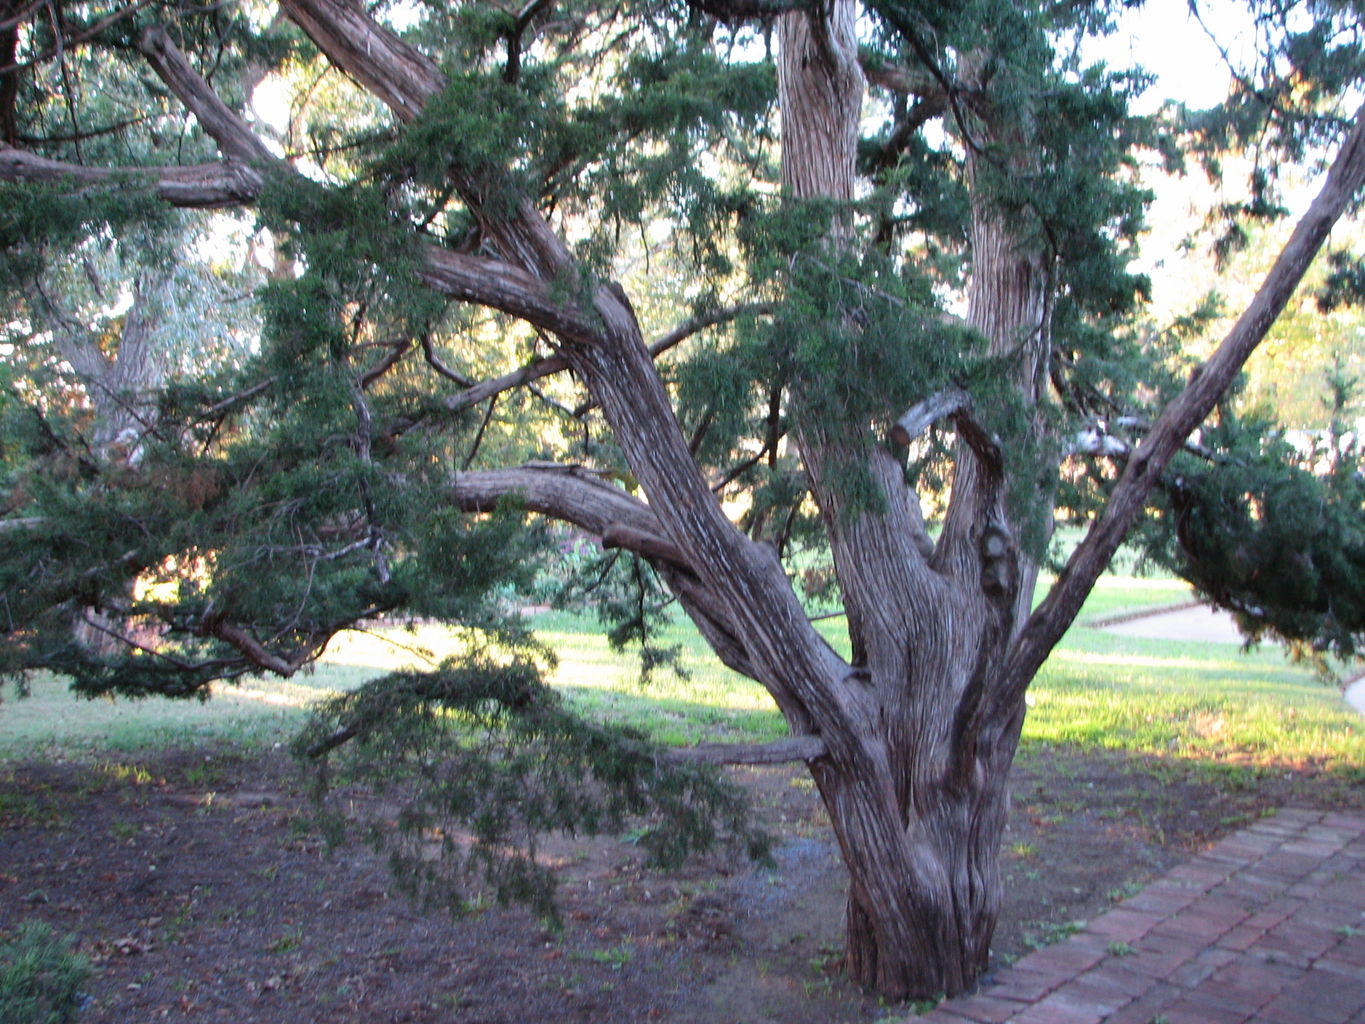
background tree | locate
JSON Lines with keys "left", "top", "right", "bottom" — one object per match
{"left": 2, "top": 0, "right": 1364, "bottom": 1000}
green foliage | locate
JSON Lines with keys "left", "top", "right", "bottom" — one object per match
{"left": 546, "top": 545, "right": 687, "bottom": 685}
{"left": 293, "top": 648, "right": 769, "bottom": 921}
{"left": 1318, "top": 250, "right": 1365, "bottom": 313}
{"left": 0, "top": 920, "right": 91, "bottom": 1024}
{"left": 1132, "top": 403, "right": 1365, "bottom": 668}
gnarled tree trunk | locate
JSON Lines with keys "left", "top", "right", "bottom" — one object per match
{"left": 774, "top": 3, "right": 1049, "bottom": 997}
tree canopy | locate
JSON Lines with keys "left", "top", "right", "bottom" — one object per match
{"left": 2, "top": 0, "right": 1364, "bottom": 1000}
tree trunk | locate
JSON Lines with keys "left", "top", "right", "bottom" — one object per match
{"left": 775, "top": 4, "right": 1047, "bottom": 999}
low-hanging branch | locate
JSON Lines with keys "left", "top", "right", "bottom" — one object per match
{"left": 663, "top": 735, "right": 828, "bottom": 765}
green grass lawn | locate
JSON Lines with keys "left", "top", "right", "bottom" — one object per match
{"left": 2, "top": 572, "right": 1360, "bottom": 790}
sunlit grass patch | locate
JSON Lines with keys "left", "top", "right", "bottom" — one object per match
{"left": 2, "top": 573, "right": 1360, "bottom": 783}
{"left": 1026, "top": 630, "right": 1365, "bottom": 775}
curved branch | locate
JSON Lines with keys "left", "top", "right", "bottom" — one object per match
{"left": 280, "top": 0, "right": 444, "bottom": 124}
{"left": 890, "top": 386, "right": 1002, "bottom": 474}
{"left": 416, "top": 245, "right": 597, "bottom": 343}
{"left": 280, "top": 0, "right": 573, "bottom": 280}
{"left": 452, "top": 464, "right": 672, "bottom": 550}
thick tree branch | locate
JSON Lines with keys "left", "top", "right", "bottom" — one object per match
{"left": 200, "top": 619, "right": 322, "bottom": 677}
{"left": 1002, "top": 102, "right": 1365, "bottom": 707}
{"left": 138, "top": 27, "right": 275, "bottom": 164}
{"left": 417, "top": 245, "right": 596, "bottom": 343}
{"left": 280, "top": 0, "right": 574, "bottom": 281}
{"left": 600, "top": 522, "right": 690, "bottom": 571}
{"left": 890, "top": 386, "right": 1002, "bottom": 473}
{"left": 0, "top": 145, "right": 264, "bottom": 207}
{"left": 278, "top": 0, "right": 443, "bottom": 123}
{"left": 452, "top": 464, "right": 672, "bottom": 551}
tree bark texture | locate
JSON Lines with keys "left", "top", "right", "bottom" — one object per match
{"left": 771, "top": 3, "right": 1039, "bottom": 997}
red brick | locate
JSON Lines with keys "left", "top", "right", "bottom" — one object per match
{"left": 1160, "top": 996, "right": 1254, "bottom": 1024}
{"left": 1150, "top": 910, "right": 1238, "bottom": 945}
{"left": 1216, "top": 924, "right": 1265, "bottom": 952}
{"left": 1075, "top": 963, "right": 1152, "bottom": 999}
{"left": 1167, "top": 947, "right": 1238, "bottom": 987}
{"left": 982, "top": 968, "right": 1064, "bottom": 1003}
{"left": 1261, "top": 968, "right": 1365, "bottom": 1021}
{"left": 1254, "top": 920, "right": 1342, "bottom": 965}
{"left": 1200, "top": 959, "right": 1299, "bottom": 1011}
{"left": 1320, "top": 812, "right": 1365, "bottom": 831}
{"left": 1099, "top": 982, "right": 1179, "bottom": 1024}
{"left": 1042, "top": 977, "right": 1132, "bottom": 1017}
{"left": 1167, "top": 861, "right": 1233, "bottom": 892}
{"left": 1010, "top": 942, "right": 1105, "bottom": 978}
{"left": 1336, "top": 936, "right": 1365, "bottom": 967}
{"left": 927, "top": 994, "right": 1025, "bottom": 1023}
{"left": 1243, "top": 896, "right": 1308, "bottom": 931}
{"left": 913, "top": 1009, "right": 981, "bottom": 1024}
{"left": 1008, "top": 995, "right": 1101, "bottom": 1024}
{"left": 1271, "top": 808, "right": 1324, "bottom": 826}
{"left": 1318, "top": 957, "right": 1365, "bottom": 982}
{"left": 1121, "top": 886, "right": 1198, "bottom": 915}
{"left": 1085, "top": 909, "right": 1163, "bottom": 945}
{"left": 1119, "top": 933, "right": 1203, "bottom": 979}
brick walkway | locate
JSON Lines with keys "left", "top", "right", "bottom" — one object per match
{"left": 917, "top": 808, "right": 1365, "bottom": 1024}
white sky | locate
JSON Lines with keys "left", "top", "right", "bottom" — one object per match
{"left": 1092, "top": 0, "right": 1257, "bottom": 112}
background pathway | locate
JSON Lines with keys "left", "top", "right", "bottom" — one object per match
{"left": 914, "top": 809, "right": 1365, "bottom": 1023}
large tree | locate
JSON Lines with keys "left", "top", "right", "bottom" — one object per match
{"left": 3, "top": 0, "right": 1364, "bottom": 1000}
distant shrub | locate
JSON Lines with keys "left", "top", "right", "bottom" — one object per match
{"left": 0, "top": 920, "right": 91, "bottom": 1024}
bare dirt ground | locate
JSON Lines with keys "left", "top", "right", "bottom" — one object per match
{"left": 2, "top": 744, "right": 1360, "bottom": 1024}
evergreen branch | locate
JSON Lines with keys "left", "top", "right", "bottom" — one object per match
{"left": 571, "top": 302, "right": 777, "bottom": 418}
{"left": 280, "top": 0, "right": 445, "bottom": 124}
{"left": 358, "top": 337, "right": 413, "bottom": 390}
{"left": 448, "top": 302, "right": 774, "bottom": 419}
{"left": 1068, "top": 418, "right": 1226, "bottom": 464}
{"left": 420, "top": 335, "right": 476, "bottom": 387}
{"left": 281, "top": 0, "right": 576, "bottom": 282}
{"left": 201, "top": 377, "right": 278, "bottom": 418}
{"left": 416, "top": 246, "right": 596, "bottom": 343}
{"left": 0, "top": 0, "right": 153, "bottom": 73}
{"left": 200, "top": 618, "right": 325, "bottom": 677}
{"left": 452, "top": 463, "right": 668, "bottom": 547}
{"left": 651, "top": 301, "right": 777, "bottom": 356}
{"left": 1004, "top": 101, "right": 1365, "bottom": 714}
